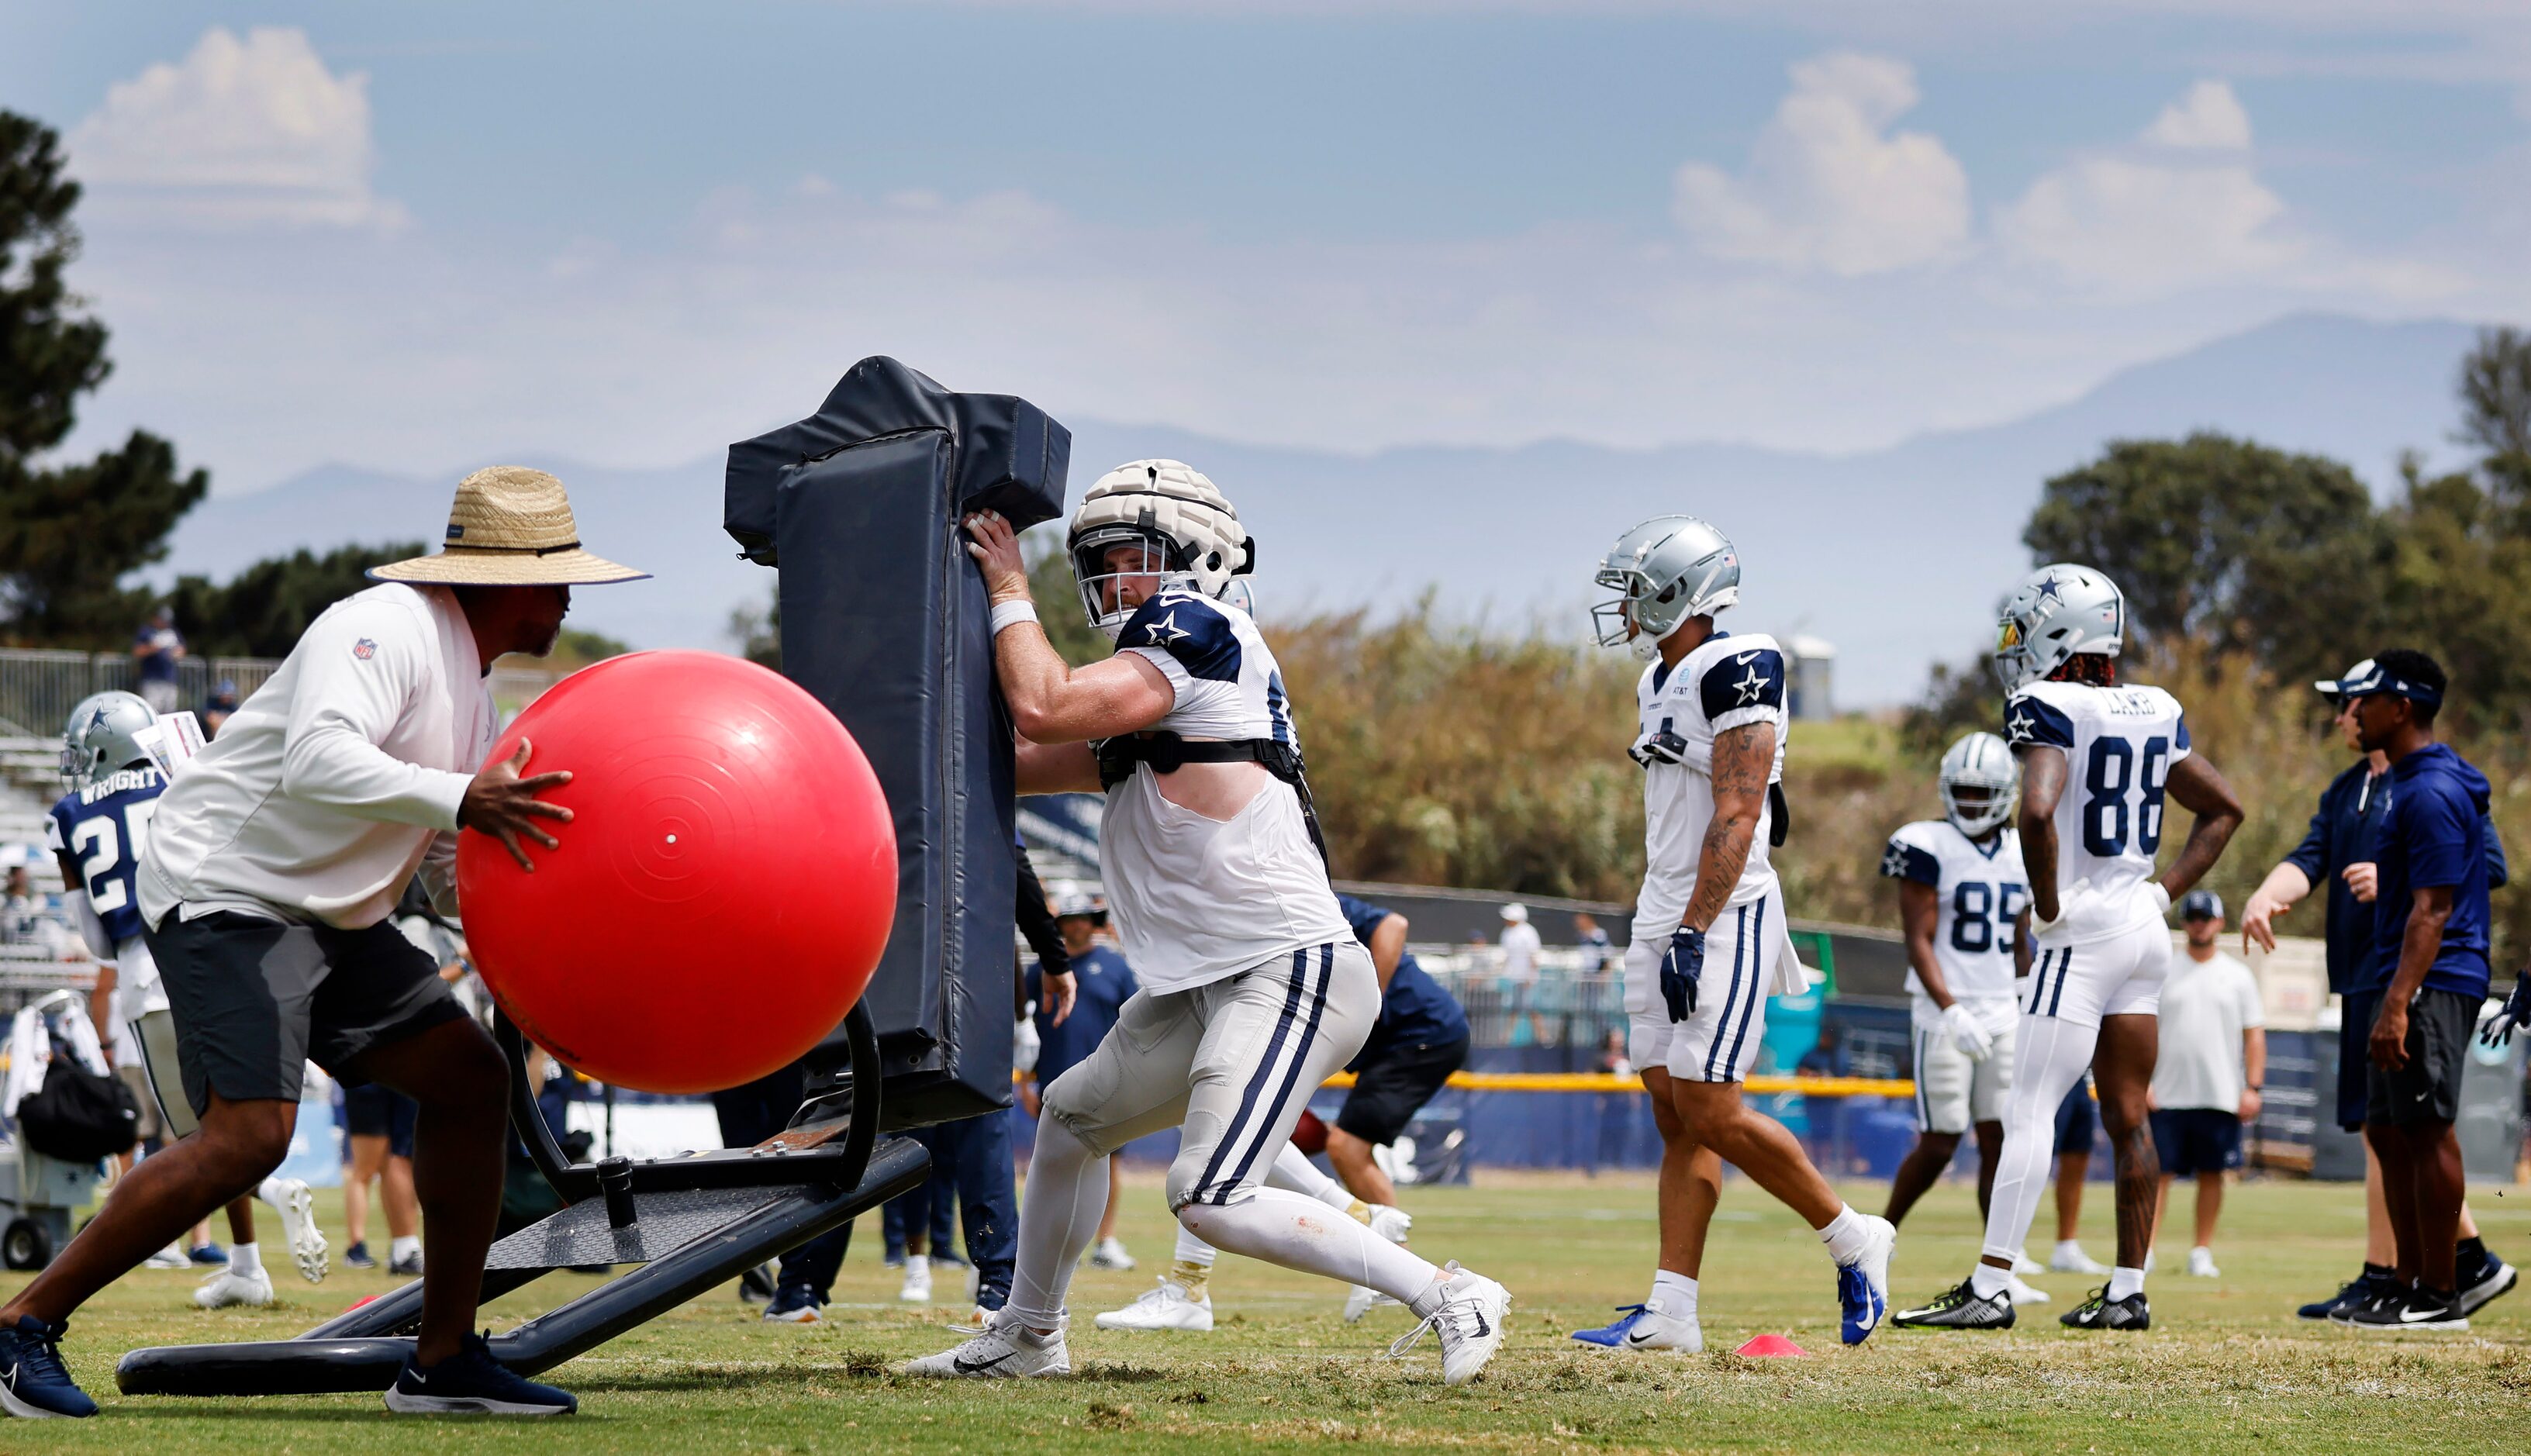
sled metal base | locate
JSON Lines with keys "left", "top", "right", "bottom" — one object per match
{"left": 115, "top": 1133, "right": 927, "bottom": 1397}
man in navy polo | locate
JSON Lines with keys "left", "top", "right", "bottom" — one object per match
{"left": 2339, "top": 651, "right": 2498, "bottom": 1330}
{"left": 2243, "top": 659, "right": 2515, "bottom": 1321}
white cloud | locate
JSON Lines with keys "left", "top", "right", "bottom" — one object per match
{"left": 1998, "top": 80, "right": 2295, "bottom": 292}
{"left": 1669, "top": 52, "right": 1970, "bottom": 275}
{"left": 68, "top": 26, "right": 401, "bottom": 229}
{"left": 2144, "top": 79, "right": 2253, "bottom": 149}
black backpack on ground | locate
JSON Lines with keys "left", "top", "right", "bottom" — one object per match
{"left": 19, "top": 1056, "right": 140, "bottom": 1163}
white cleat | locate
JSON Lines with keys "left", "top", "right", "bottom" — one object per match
{"left": 2186, "top": 1247, "right": 2220, "bottom": 1279}
{"left": 2005, "top": 1275, "right": 2053, "bottom": 1306}
{"left": 1388, "top": 1262, "right": 1510, "bottom": 1387}
{"left": 1366, "top": 1205, "right": 1413, "bottom": 1244}
{"left": 1344, "top": 1285, "right": 1402, "bottom": 1323}
{"left": 2050, "top": 1241, "right": 2111, "bottom": 1276}
{"left": 1616, "top": 1306, "right": 1703, "bottom": 1353}
{"left": 262, "top": 1178, "right": 329, "bottom": 1284}
{"left": 1088, "top": 1236, "right": 1136, "bottom": 1271}
{"left": 2011, "top": 1249, "right": 2047, "bottom": 1277}
{"left": 143, "top": 1244, "right": 194, "bottom": 1271}
{"left": 1095, "top": 1278, "right": 1214, "bottom": 1332}
{"left": 903, "top": 1312, "right": 1070, "bottom": 1378}
{"left": 194, "top": 1265, "right": 275, "bottom": 1309}
{"left": 899, "top": 1256, "right": 934, "bottom": 1304}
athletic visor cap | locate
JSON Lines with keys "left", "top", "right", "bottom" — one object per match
{"left": 2329, "top": 660, "right": 2443, "bottom": 706}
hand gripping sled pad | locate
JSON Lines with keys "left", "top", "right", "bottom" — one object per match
{"left": 726, "top": 357, "right": 1070, "bottom": 1128}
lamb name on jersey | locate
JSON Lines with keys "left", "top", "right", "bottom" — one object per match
{"left": 2002, "top": 678, "right": 2191, "bottom": 943}
{"left": 1632, "top": 631, "right": 1789, "bottom": 933}
{"left": 1879, "top": 820, "right": 2025, "bottom": 1002}
{"left": 45, "top": 764, "right": 167, "bottom": 948}
{"left": 1098, "top": 588, "right": 1348, "bottom": 995}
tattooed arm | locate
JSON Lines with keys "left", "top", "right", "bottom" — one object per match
{"left": 1682, "top": 721, "right": 1775, "bottom": 933}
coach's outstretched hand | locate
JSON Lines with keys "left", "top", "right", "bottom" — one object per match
{"left": 2483, "top": 976, "right": 2531, "bottom": 1048}
{"left": 1659, "top": 926, "right": 1704, "bottom": 1023}
{"left": 461, "top": 738, "right": 574, "bottom": 871}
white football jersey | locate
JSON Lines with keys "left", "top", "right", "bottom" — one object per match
{"left": 1100, "top": 588, "right": 1350, "bottom": 995}
{"left": 2002, "top": 678, "right": 2191, "bottom": 943}
{"left": 1632, "top": 631, "right": 1790, "bottom": 937}
{"left": 1880, "top": 819, "right": 2026, "bottom": 1002}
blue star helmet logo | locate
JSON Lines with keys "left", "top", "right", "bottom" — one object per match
{"left": 1141, "top": 609, "right": 1190, "bottom": 647}
{"left": 2033, "top": 572, "right": 2065, "bottom": 604}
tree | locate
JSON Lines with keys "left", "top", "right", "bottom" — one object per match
{"left": 166, "top": 543, "right": 425, "bottom": 657}
{"left": 2022, "top": 433, "right": 2378, "bottom": 690}
{"left": 2457, "top": 325, "right": 2531, "bottom": 468}
{"left": 0, "top": 111, "right": 209, "bottom": 645}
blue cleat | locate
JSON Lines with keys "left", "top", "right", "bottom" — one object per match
{"left": 385, "top": 1332, "right": 577, "bottom": 1416}
{"left": 1837, "top": 1213, "right": 1897, "bottom": 1346}
{"left": 1568, "top": 1304, "right": 1649, "bottom": 1348}
{"left": 0, "top": 1316, "right": 98, "bottom": 1419}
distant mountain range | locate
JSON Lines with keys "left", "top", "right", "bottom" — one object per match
{"left": 161, "top": 312, "right": 2483, "bottom": 706}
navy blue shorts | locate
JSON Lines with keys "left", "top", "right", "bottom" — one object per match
{"left": 343, "top": 1082, "right": 419, "bottom": 1159}
{"left": 2150, "top": 1107, "right": 2243, "bottom": 1177}
{"left": 2053, "top": 1079, "right": 2097, "bottom": 1155}
{"left": 2337, "top": 990, "right": 2376, "bottom": 1133}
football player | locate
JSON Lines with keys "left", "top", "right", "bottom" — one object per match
{"left": 1894, "top": 565, "right": 2242, "bottom": 1332}
{"left": 47, "top": 693, "right": 328, "bottom": 1307}
{"left": 1569, "top": 516, "right": 1895, "bottom": 1356}
{"left": 1877, "top": 733, "right": 2049, "bottom": 1305}
{"left": 910, "top": 461, "right": 1511, "bottom": 1385}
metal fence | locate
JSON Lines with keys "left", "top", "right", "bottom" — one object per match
{"left": 0, "top": 648, "right": 558, "bottom": 737}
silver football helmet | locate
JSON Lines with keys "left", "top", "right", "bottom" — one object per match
{"left": 1065, "top": 459, "right": 1255, "bottom": 642}
{"left": 1992, "top": 563, "right": 2125, "bottom": 691}
{"left": 1591, "top": 516, "right": 1741, "bottom": 661}
{"left": 1939, "top": 731, "right": 2018, "bottom": 839}
{"left": 60, "top": 691, "right": 157, "bottom": 791}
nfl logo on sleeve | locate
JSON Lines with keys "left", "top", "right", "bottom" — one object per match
{"left": 353, "top": 638, "right": 377, "bottom": 661}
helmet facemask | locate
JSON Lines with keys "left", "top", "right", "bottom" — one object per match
{"left": 1941, "top": 779, "right": 2016, "bottom": 838}
{"left": 1071, "top": 526, "right": 1188, "bottom": 643}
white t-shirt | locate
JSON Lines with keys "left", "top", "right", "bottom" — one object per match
{"left": 2150, "top": 950, "right": 2265, "bottom": 1112}
{"left": 1096, "top": 588, "right": 1350, "bottom": 995}
{"left": 1631, "top": 631, "right": 1789, "bottom": 943}
{"left": 1879, "top": 819, "right": 2026, "bottom": 1004}
{"left": 138, "top": 583, "right": 495, "bottom": 931}
{"left": 1499, "top": 922, "right": 1542, "bottom": 984}
{"left": 2002, "top": 678, "right": 2191, "bottom": 944}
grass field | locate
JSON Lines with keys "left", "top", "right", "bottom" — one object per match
{"left": 12, "top": 1168, "right": 2531, "bottom": 1452}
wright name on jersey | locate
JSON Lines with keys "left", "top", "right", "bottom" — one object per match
{"left": 1879, "top": 820, "right": 2026, "bottom": 1002}
{"left": 2002, "top": 678, "right": 2191, "bottom": 944}
{"left": 47, "top": 764, "right": 167, "bottom": 949}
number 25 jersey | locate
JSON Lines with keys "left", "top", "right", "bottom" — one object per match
{"left": 46, "top": 764, "right": 168, "bottom": 949}
{"left": 2002, "top": 678, "right": 2190, "bottom": 943}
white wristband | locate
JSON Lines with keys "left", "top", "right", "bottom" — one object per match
{"left": 989, "top": 599, "right": 1040, "bottom": 635}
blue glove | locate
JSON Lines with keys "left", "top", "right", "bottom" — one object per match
{"left": 1659, "top": 925, "right": 1704, "bottom": 1023}
{"left": 2482, "top": 976, "right": 2531, "bottom": 1047}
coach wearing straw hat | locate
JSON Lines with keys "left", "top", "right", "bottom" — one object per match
{"left": 0, "top": 468, "right": 644, "bottom": 1421}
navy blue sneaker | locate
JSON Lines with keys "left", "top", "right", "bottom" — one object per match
{"left": 343, "top": 1240, "right": 377, "bottom": 1270}
{"left": 1568, "top": 1304, "right": 1648, "bottom": 1347}
{"left": 0, "top": 1316, "right": 98, "bottom": 1419}
{"left": 188, "top": 1244, "right": 230, "bottom": 1266}
{"left": 385, "top": 1332, "right": 577, "bottom": 1416}
{"left": 762, "top": 1287, "right": 824, "bottom": 1325}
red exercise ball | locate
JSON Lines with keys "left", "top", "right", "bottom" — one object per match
{"left": 454, "top": 650, "right": 896, "bottom": 1095}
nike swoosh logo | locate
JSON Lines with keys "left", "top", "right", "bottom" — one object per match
{"left": 1623, "top": 1329, "right": 1659, "bottom": 1345}
{"left": 1735, "top": 650, "right": 1760, "bottom": 664}
{"left": 2397, "top": 1307, "right": 2450, "bottom": 1323}
{"left": 954, "top": 1352, "right": 1018, "bottom": 1375}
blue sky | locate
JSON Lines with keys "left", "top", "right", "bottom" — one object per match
{"left": 5, "top": 2, "right": 2529, "bottom": 492}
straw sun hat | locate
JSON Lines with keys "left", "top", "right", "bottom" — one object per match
{"left": 368, "top": 466, "right": 648, "bottom": 586}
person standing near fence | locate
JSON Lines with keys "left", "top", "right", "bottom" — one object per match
{"left": 1497, "top": 904, "right": 1542, "bottom": 1044}
{"left": 2147, "top": 892, "right": 2264, "bottom": 1278}
{"left": 129, "top": 607, "right": 185, "bottom": 715}
{"left": 2239, "top": 658, "right": 2515, "bottom": 1322}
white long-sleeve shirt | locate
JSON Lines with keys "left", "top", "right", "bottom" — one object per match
{"left": 139, "top": 583, "right": 497, "bottom": 931}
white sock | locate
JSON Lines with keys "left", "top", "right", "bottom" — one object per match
{"left": 1006, "top": 1116, "right": 1112, "bottom": 1330}
{"left": 1980, "top": 1013, "right": 2103, "bottom": 1266}
{"left": 1173, "top": 1222, "right": 1218, "bottom": 1268}
{"left": 1177, "top": 1188, "right": 1440, "bottom": 1308}
{"left": 256, "top": 1177, "right": 294, "bottom": 1207}
{"left": 389, "top": 1236, "right": 420, "bottom": 1264}
{"left": 1818, "top": 1205, "right": 1870, "bottom": 1264}
{"left": 1649, "top": 1269, "right": 1698, "bottom": 1319}
{"left": 1266, "top": 1143, "right": 1353, "bottom": 1212}
{"left": 2054, "top": 1240, "right": 2087, "bottom": 1259}
{"left": 2108, "top": 1266, "right": 2146, "bottom": 1301}
{"left": 1407, "top": 1268, "right": 1457, "bottom": 1318}
{"left": 1970, "top": 1262, "right": 2013, "bottom": 1299}
{"left": 229, "top": 1241, "right": 262, "bottom": 1276}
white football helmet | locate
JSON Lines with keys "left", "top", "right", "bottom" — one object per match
{"left": 1938, "top": 731, "right": 2018, "bottom": 839}
{"left": 1992, "top": 563, "right": 2125, "bottom": 691}
{"left": 1065, "top": 460, "right": 1255, "bottom": 642}
{"left": 60, "top": 691, "right": 157, "bottom": 792}
{"left": 1591, "top": 516, "right": 1741, "bottom": 661}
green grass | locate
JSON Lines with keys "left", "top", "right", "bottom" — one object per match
{"left": 14, "top": 1169, "right": 2531, "bottom": 1451}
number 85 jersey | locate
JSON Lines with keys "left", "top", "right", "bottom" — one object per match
{"left": 2003, "top": 679, "right": 2189, "bottom": 942}
{"left": 1878, "top": 820, "right": 2025, "bottom": 1002}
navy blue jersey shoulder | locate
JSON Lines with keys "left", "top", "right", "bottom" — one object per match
{"left": 1697, "top": 647, "right": 1785, "bottom": 720}
{"left": 1121, "top": 592, "right": 1241, "bottom": 683}
{"left": 2003, "top": 692, "right": 2075, "bottom": 749}
{"left": 1335, "top": 892, "right": 1394, "bottom": 945}
{"left": 1880, "top": 837, "right": 1940, "bottom": 886}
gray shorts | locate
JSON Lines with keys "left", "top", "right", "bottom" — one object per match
{"left": 1041, "top": 940, "right": 1378, "bottom": 1212}
{"left": 140, "top": 910, "right": 466, "bottom": 1117}
{"left": 132, "top": 1010, "right": 192, "bottom": 1140}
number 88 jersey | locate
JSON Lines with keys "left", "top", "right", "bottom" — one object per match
{"left": 2002, "top": 679, "right": 2190, "bottom": 941}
